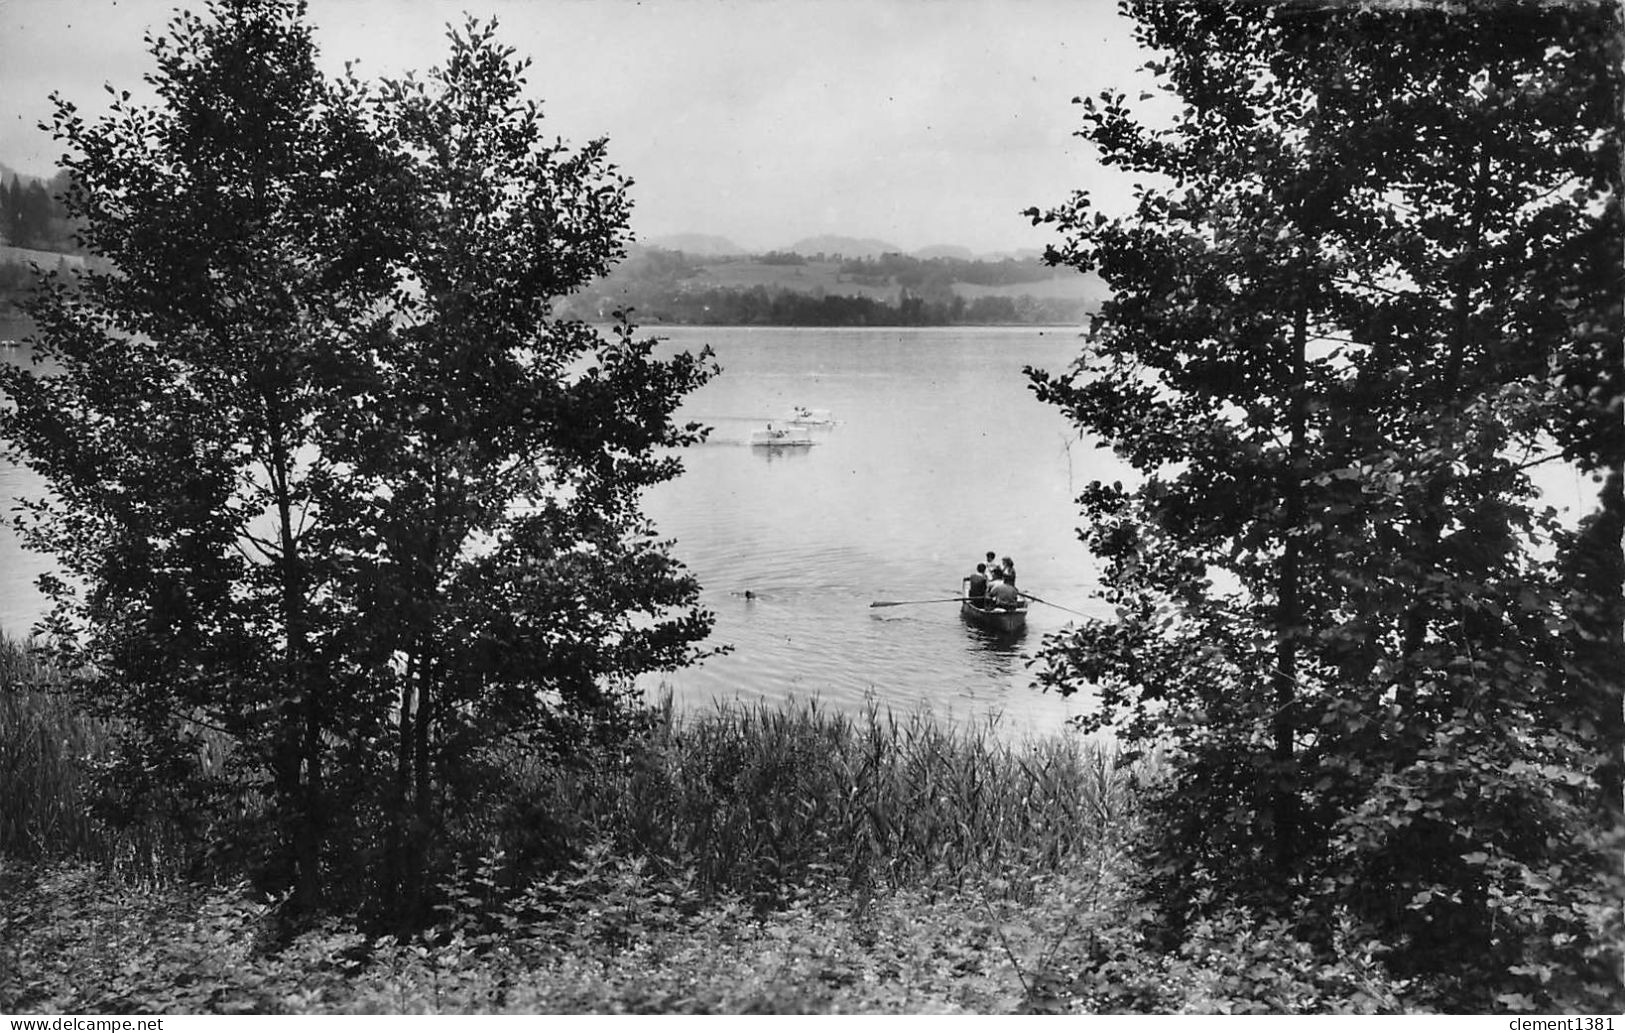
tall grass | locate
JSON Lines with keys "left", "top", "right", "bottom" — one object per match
{"left": 4, "top": 629, "right": 1143, "bottom": 907}
{"left": 507, "top": 695, "right": 1141, "bottom": 899}
{"left": 0, "top": 635, "right": 105, "bottom": 862}
{"left": 0, "top": 635, "right": 204, "bottom": 877}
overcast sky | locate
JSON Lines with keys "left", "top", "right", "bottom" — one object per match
{"left": 1, "top": 0, "right": 1152, "bottom": 255}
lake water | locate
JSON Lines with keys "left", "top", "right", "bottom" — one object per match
{"left": 2, "top": 323, "right": 1599, "bottom": 737}
{"left": 637, "top": 326, "right": 1122, "bottom": 736}
{"left": 0, "top": 325, "right": 1118, "bottom": 737}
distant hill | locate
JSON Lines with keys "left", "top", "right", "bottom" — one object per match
{"left": 635, "top": 230, "right": 1039, "bottom": 263}
{"left": 558, "top": 245, "right": 1106, "bottom": 327}
{"left": 913, "top": 244, "right": 976, "bottom": 261}
{"left": 982, "top": 248, "right": 1046, "bottom": 262}
{"left": 781, "top": 235, "right": 902, "bottom": 259}
{"left": 644, "top": 233, "right": 747, "bottom": 257}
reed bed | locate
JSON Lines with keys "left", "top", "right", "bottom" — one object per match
{"left": 4, "top": 629, "right": 1140, "bottom": 906}
{"left": 524, "top": 695, "right": 1139, "bottom": 898}
{"left": 0, "top": 637, "right": 127, "bottom": 865}
{"left": 0, "top": 635, "right": 222, "bottom": 878}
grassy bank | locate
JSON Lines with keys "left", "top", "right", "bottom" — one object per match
{"left": 0, "top": 635, "right": 1139, "bottom": 1012}
{"left": 0, "top": 638, "right": 1409, "bottom": 1013}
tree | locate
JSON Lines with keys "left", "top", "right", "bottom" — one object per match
{"left": 342, "top": 18, "right": 719, "bottom": 912}
{"left": 0, "top": 0, "right": 715, "bottom": 915}
{"left": 1026, "top": 1, "right": 1621, "bottom": 1010}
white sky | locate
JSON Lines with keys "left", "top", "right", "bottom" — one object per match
{"left": 0, "top": 0, "right": 1150, "bottom": 255}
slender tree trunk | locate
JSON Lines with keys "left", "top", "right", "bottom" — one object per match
{"left": 389, "top": 654, "right": 417, "bottom": 904}
{"left": 1273, "top": 259, "right": 1310, "bottom": 874}
{"left": 268, "top": 400, "right": 322, "bottom": 910}
{"left": 402, "top": 634, "right": 434, "bottom": 919}
{"left": 1397, "top": 144, "right": 1492, "bottom": 712}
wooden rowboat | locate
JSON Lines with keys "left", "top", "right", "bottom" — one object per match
{"left": 960, "top": 599, "right": 1028, "bottom": 634}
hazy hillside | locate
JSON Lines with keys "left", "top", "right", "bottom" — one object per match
{"left": 557, "top": 244, "right": 1106, "bottom": 326}
{"left": 0, "top": 151, "right": 1096, "bottom": 329}
{"left": 781, "top": 235, "right": 902, "bottom": 259}
{"left": 645, "top": 233, "right": 747, "bottom": 257}
{"left": 913, "top": 244, "right": 976, "bottom": 260}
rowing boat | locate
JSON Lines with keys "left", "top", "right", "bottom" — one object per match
{"left": 960, "top": 599, "right": 1028, "bottom": 634}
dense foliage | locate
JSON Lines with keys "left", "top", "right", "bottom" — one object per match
{"left": 4, "top": 673, "right": 1414, "bottom": 1014}
{"left": 1028, "top": 0, "right": 1622, "bottom": 1011}
{"left": 0, "top": 0, "right": 715, "bottom": 917}
{"left": 1, "top": 852, "right": 1416, "bottom": 1015}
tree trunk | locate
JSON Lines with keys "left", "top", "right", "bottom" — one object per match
{"left": 268, "top": 399, "right": 322, "bottom": 910}
{"left": 1273, "top": 259, "right": 1310, "bottom": 874}
{"left": 1397, "top": 144, "right": 1492, "bottom": 713}
{"left": 388, "top": 653, "right": 417, "bottom": 905}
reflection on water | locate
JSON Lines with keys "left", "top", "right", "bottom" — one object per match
{"left": 750, "top": 443, "right": 815, "bottom": 464}
{"left": 961, "top": 620, "right": 1028, "bottom": 656}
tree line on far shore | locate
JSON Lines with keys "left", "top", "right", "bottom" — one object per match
{"left": 0, "top": 170, "right": 80, "bottom": 254}
{"left": 556, "top": 247, "right": 1097, "bottom": 326}
{"left": 1, "top": 168, "right": 1097, "bottom": 328}
{"left": 558, "top": 280, "right": 1089, "bottom": 326}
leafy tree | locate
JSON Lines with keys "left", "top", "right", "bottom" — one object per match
{"left": 1027, "top": 0, "right": 1621, "bottom": 1010}
{"left": 0, "top": 0, "right": 715, "bottom": 915}
{"left": 343, "top": 18, "right": 719, "bottom": 912}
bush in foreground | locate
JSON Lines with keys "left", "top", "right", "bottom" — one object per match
{"left": 3, "top": 848, "right": 1416, "bottom": 1015}
{"left": 2, "top": 678, "right": 1426, "bottom": 1015}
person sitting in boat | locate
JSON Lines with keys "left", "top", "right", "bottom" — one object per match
{"left": 985, "top": 570, "right": 1020, "bottom": 609}
{"left": 963, "top": 562, "right": 989, "bottom": 605}
{"left": 999, "top": 556, "right": 1017, "bottom": 588}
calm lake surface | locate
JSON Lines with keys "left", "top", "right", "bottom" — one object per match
{"left": 0, "top": 325, "right": 1117, "bottom": 736}
{"left": 2, "top": 323, "right": 1599, "bottom": 738}
{"left": 637, "top": 326, "right": 1121, "bottom": 736}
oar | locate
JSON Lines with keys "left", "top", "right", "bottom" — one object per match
{"left": 1017, "top": 590, "right": 1091, "bottom": 618}
{"left": 870, "top": 597, "right": 967, "bottom": 608}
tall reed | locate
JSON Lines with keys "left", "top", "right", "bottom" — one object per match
{"left": 5, "top": 633, "right": 1143, "bottom": 908}
{"left": 510, "top": 694, "right": 1141, "bottom": 899}
{"left": 0, "top": 635, "right": 103, "bottom": 861}
{"left": 0, "top": 635, "right": 212, "bottom": 877}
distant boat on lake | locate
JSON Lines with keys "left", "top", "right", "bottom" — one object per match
{"left": 750, "top": 425, "right": 815, "bottom": 447}
{"left": 785, "top": 405, "right": 836, "bottom": 426}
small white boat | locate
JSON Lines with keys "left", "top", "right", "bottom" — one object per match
{"left": 785, "top": 406, "right": 836, "bottom": 426}
{"left": 750, "top": 425, "right": 815, "bottom": 447}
